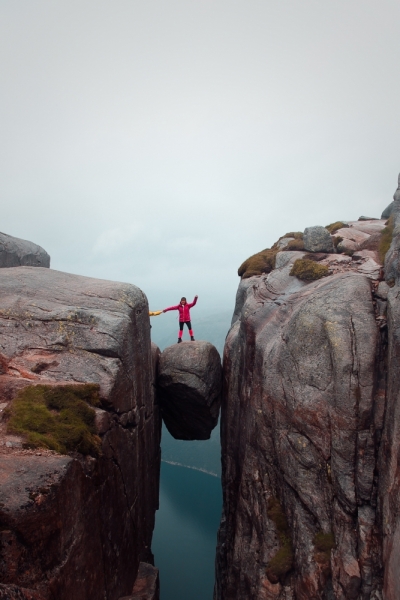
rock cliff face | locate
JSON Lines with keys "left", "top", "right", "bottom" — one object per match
{"left": 0, "top": 267, "right": 161, "bottom": 600}
{"left": 379, "top": 175, "right": 400, "bottom": 599}
{"left": 215, "top": 193, "right": 400, "bottom": 599}
{"left": 0, "top": 232, "right": 50, "bottom": 268}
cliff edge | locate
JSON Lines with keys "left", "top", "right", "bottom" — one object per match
{"left": 215, "top": 182, "right": 400, "bottom": 599}
{"left": 0, "top": 267, "right": 161, "bottom": 600}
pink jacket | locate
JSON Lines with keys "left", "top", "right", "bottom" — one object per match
{"left": 164, "top": 297, "right": 198, "bottom": 322}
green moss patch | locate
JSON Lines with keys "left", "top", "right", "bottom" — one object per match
{"left": 290, "top": 259, "right": 329, "bottom": 281}
{"left": 326, "top": 221, "right": 348, "bottom": 234}
{"left": 379, "top": 215, "right": 395, "bottom": 264}
{"left": 266, "top": 497, "right": 293, "bottom": 582}
{"left": 6, "top": 384, "right": 101, "bottom": 456}
{"left": 313, "top": 531, "right": 335, "bottom": 571}
{"left": 314, "top": 531, "right": 335, "bottom": 554}
{"left": 238, "top": 233, "right": 305, "bottom": 279}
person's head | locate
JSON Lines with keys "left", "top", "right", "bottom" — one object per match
{"left": 180, "top": 297, "right": 187, "bottom": 305}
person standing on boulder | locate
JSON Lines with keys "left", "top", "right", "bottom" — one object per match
{"left": 163, "top": 296, "right": 198, "bottom": 343}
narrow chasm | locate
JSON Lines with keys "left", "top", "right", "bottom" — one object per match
{"left": 151, "top": 336, "right": 223, "bottom": 600}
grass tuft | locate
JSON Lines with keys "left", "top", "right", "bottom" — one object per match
{"left": 286, "top": 239, "right": 305, "bottom": 251}
{"left": 290, "top": 259, "right": 329, "bottom": 281}
{"left": 6, "top": 384, "right": 101, "bottom": 456}
{"left": 266, "top": 497, "right": 294, "bottom": 582}
{"left": 326, "top": 222, "right": 348, "bottom": 234}
{"left": 238, "top": 233, "right": 305, "bottom": 279}
{"left": 238, "top": 248, "right": 277, "bottom": 279}
{"left": 379, "top": 215, "right": 395, "bottom": 264}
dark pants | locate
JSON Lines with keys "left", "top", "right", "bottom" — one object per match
{"left": 179, "top": 321, "right": 192, "bottom": 331}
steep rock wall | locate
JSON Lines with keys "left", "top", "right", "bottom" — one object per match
{"left": 215, "top": 239, "right": 394, "bottom": 598}
{"left": 379, "top": 176, "right": 400, "bottom": 598}
{"left": 0, "top": 267, "right": 161, "bottom": 600}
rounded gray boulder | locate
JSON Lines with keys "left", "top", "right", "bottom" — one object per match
{"left": 0, "top": 231, "right": 50, "bottom": 268}
{"left": 303, "top": 226, "right": 334, "bottom": 253}
{"left": 157, "top": 341, "right": 222, "bottom": 440}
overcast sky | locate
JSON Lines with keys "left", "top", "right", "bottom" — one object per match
{"left": 1, "top": 0, "right": 399, "bottom": 315}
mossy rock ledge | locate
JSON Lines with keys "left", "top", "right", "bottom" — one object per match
{"left": 0, "top": 266, "right": 160, "bottom": 600}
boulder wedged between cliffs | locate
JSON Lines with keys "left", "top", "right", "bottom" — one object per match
{"left": 157, "top": 340, "right": 222, "bottom": 440}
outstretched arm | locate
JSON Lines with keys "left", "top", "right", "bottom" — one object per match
{"left": 187, "top": 295, "right": 198, "bottom": 309}
{"left": 163, "top": 304, "right": 180, "bottom": 313}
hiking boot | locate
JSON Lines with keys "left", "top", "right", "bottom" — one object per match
{"left": 177, "top": 339, "right": 182, "bottom": 343}
{"left": 191, "top": 336, "right": 195, "bottom": 341}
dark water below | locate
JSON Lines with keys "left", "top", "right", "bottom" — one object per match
{"left": 152, "top": 461, "right": 222, "bottom": 600}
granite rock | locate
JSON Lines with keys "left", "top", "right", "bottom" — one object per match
{"left": 215, "top": 262, "right": 383, "bottom": 599}
{"left": 384, "top": 174, "right": 400, "bottom": 284}
{"left": 303, "top": 226, "right": 334, "bottom": 253}
{"left": 0, "top": 267, "right": 161, "bottom": 600}
{"left": 381, "top": 201, "right": 394, "bottom": 219}
{"left": 379, "top": 281, "right": 400, "bottom": 599}
{"left": 157, "top": 341, "right": 222, "bottom": 440}
{"left": 0, "top": 232, "right": 50, "bottom": 268}
{"left": 119, "top": 562, "right": 159, "bottom": 600}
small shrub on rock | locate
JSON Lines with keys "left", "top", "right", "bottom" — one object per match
{"left": 286, "top": 238, "right": 305, "bottom": 251}
{"left": 6, "top": 384, "right": 101, "bottom": 456}
{"left": 326, "top": 221, "right": 348, "bottom": 234}
{"left": 379, "top": 215, "right": 394, "bottom": 263}
{"left": 290, "top": 259, "right": 329, "bottom": 281}
{"left": 279, "top": 231, "right": 304, "bottom": 241}
{"left": 238, "top": 233, "right": 305, "bottom": 278}
{"left": 333, "top": 236, "right": 343, "bottom": 250}
{"left": 238, "top": 248, "right": 278, "bottom": 278}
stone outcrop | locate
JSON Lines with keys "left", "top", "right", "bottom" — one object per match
{"left": 215, "top": 179, "right": 400, "bottom": 599}
{"left": 384, "top": 174, "right": 400, "bottom": 284}
{"left": 381, "top": 202, "right": 394, "bottom": 219}
{"left": 331, "top": 220, "right": 387, "bottom": 255}
{"left": 157, "top": 341, "right": 222, "bottom": 440}
{"left": 0, "top": 232, "right": 50, "bottom": 268}
{"left": 0, "top": 267, "right": 161, "bottom": 600}
{"left": 303, "top": 226, "right": 334, "bottom": 253}
{"left": 120, "top": 562, "right": 159, "bottom": 600}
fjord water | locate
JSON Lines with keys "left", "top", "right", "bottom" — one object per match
{"left": 152, "top": 425, "right": 222, "bottom": 600}
{"left": 150, "top": 311, "right": 229, "bottom": 599}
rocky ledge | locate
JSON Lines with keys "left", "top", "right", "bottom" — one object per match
{"left": 0, "top": 267, "right": 161, "bottom": 600}
{"left": 157, "top": 341, "right": 222, "bottom": 440}
{"left": 215, "top": 176, "right": 400, "bottom": 600}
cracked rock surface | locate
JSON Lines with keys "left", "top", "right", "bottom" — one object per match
{"left": 0, "top": 267, "right": 161, "bottom": 600}
{"left": 157, "top": 341, "right": 222, "bottom": 440}
{"left": 215, "top": 255, "right": 389, "bottom": 598}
